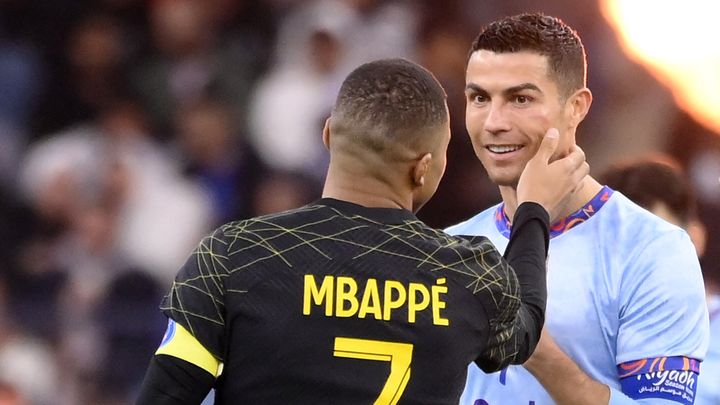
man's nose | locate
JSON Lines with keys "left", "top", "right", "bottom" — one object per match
{"left": 484, "top": 103, "right": 511, "bottom": 134}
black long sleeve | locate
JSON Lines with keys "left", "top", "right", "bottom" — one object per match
{"left": 503, "top": 201, "right": 550, "bottom": 362}
{"left": 135, "top": 354, "right": 215, "bottom": 405}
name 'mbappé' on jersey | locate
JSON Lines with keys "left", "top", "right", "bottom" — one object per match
{"left": 160, "top": 198, "right": 546, "bottom": 404}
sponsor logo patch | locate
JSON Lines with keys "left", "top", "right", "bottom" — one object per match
{"left": 159, "top": 319, "right": 177, "bottom": 347}
{"left": 618, "top": 356, "right": 700, "bottom": 405}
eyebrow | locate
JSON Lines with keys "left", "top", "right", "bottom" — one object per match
{"left": 465, "top": 82, "right": 542, "bottom": 97}
{"left": 505, "top": 83, "right": 542, "bottom": 95}
{"left": 465, "top": 83, "right": 486, "bottom": 94}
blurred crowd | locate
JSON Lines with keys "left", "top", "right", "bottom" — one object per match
{"left": 0, "top": 0, "right": 719, "bottom": 404}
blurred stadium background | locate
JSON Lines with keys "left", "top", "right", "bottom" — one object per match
{"left": 0, "top": 0, "right": 718, "bottom": 403}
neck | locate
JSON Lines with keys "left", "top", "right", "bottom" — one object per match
{"left": 499, "top": 175, "right": 603, "bottom": 222}
{"left": 322, "top": 163, "right": 412, "bottom": 211}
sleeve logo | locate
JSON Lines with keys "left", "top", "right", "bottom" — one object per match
{"left": 618, "top": 356, "right": 700, "bottom": 405}
{"left": 159, "top": 319, "right": 177, "bottom": 347}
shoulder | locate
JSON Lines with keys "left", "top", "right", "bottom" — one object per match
{"left": 607, "top": 194, "right": 703, "bottom": 304}
{"left": 198, "top": 205, "right": 329, "bottom": 255}
{"left": 603, "top": 192, "right": 673, "bottom": 229}
{"left": 600, "top": 192, "right": 692, "bottom": 248}
{"left": 445, "top": 204, "right": 501, "bottom": 236}
{"left": 596, "top": 194, "right": 698, "bottom": 282}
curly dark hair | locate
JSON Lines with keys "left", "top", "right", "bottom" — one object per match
{"left": 470, "top": 13, "right": 587, "bottom": 98}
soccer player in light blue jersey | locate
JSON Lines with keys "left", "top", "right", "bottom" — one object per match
{"left": 600, "top": 156, "right": 720, "bottom": 405}
{"left": 449, "top": 13, "right": 710, "bottom": 405}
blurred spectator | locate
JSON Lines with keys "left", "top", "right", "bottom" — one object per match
{"left": 20, "top": 98, "right": 213, "bottom": 283}
{"left": 249, "top": 0, "right": 420, "bottom": 183}
{"left": 667, "top": 118, "right": 720, "bottom": 295}
{"left": 275, "top": 0, "right": 419, "bottom": 72}
{"left": 0, "top": 184, "right": 38, "bottom": 287}
{"left": 0, "top": 40, "right": 42, "bottom": 186}
{"left": 93, "top": 270, "right": 165, "bottom": 404}
{"left": 93, "top": 101, "right": 214, "bottom": 283}
{"left": 32, "top": 13, "right": 131, "bottom": 139}
{"left": 249, "top": 28, "right": 341, "bottom": 182}
{"left": 687, "top": 146, "right": 720, "bottom": 206}
{"left": 176, "top": 99, "right": 265, "bottom": 224}
{"left": 17, "top": 98, "right": 213, "bottom": 403}
{"left": 93, "top": 0, "right": 151, "bottom": 56}
{"left": 131, "top": 0, "right": 273, "bottom": 138}
{"left": 250, "top": 170, "right": 320, "bottom": 216}
{"left": 0, "top": 380, "right": 27, "bottom": 405}
{"left": 0, "top": 312, "right": 58, "bottom": 405}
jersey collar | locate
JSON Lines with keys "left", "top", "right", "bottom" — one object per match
{"left": 495, "top": 186, "right": 614, "bottom": 239}
{"left": 315, "top": 198, "right": 418, "bottom": 224}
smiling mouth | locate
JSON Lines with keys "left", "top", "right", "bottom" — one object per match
{"left": 486, "top": 145, "right": 523, "bottom": 154}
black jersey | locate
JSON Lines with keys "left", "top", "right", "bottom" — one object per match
{"left": 161, "top": 198, "right": 547, "bottom": 404}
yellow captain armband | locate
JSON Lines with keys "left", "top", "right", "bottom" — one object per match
{"left": 156, "top": 319, "right": 223, "bottom": 377}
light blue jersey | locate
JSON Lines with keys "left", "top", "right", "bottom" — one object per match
{"left": 697, "top": 294, "right": 720, "bottom": 404}
{"left": 447, "top": 188, "right": 709, "bottom": 405}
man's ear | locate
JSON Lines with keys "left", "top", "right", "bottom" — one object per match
{"left": 412, "top": 153, "right": 432, "bottom": 187}
{"left": 567, "top": 87, "right": 593, "bottom": 128}
{"left": 322, "top": 117, "right": 331, "bottom": 150}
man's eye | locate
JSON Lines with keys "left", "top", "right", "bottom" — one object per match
{"left": 515, "top": 95, "right": 530, "bottom": 104}
{"left": 474, "top": 95, "right": 487, "bottom": 103}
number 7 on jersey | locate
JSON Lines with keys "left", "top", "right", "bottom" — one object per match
{"left": 333, "top": 337, "right": 414, "bottom": 405}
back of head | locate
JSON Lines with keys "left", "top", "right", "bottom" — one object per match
{"left": 470, "top": 13, "right": 587, "bottom": 98}
{"left": 330, "top": 58, "right": 448, "bottom": 158}
{"left": 600, "top": 155, "right": 696, "bottom": 226}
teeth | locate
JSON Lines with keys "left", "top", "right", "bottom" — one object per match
{"left": 488, "top": 145, "right": 521, "bottom": 153}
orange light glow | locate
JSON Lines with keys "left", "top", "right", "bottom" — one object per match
{"left": 601, "top": 0, "right": 720, "bottom": 134}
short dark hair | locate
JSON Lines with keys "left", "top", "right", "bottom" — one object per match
{"left": 601, "top": 156, "right": 696, "bottom": 225}
{"left": 331, "top": 58, "right": 447, "bottom": 152}
{"left": 470, "top": 13, "right": 587, "bottom": 97}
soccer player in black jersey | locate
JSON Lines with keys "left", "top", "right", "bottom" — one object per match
{"left": 136, "top": 58, "right": 588, "bottom": 404}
